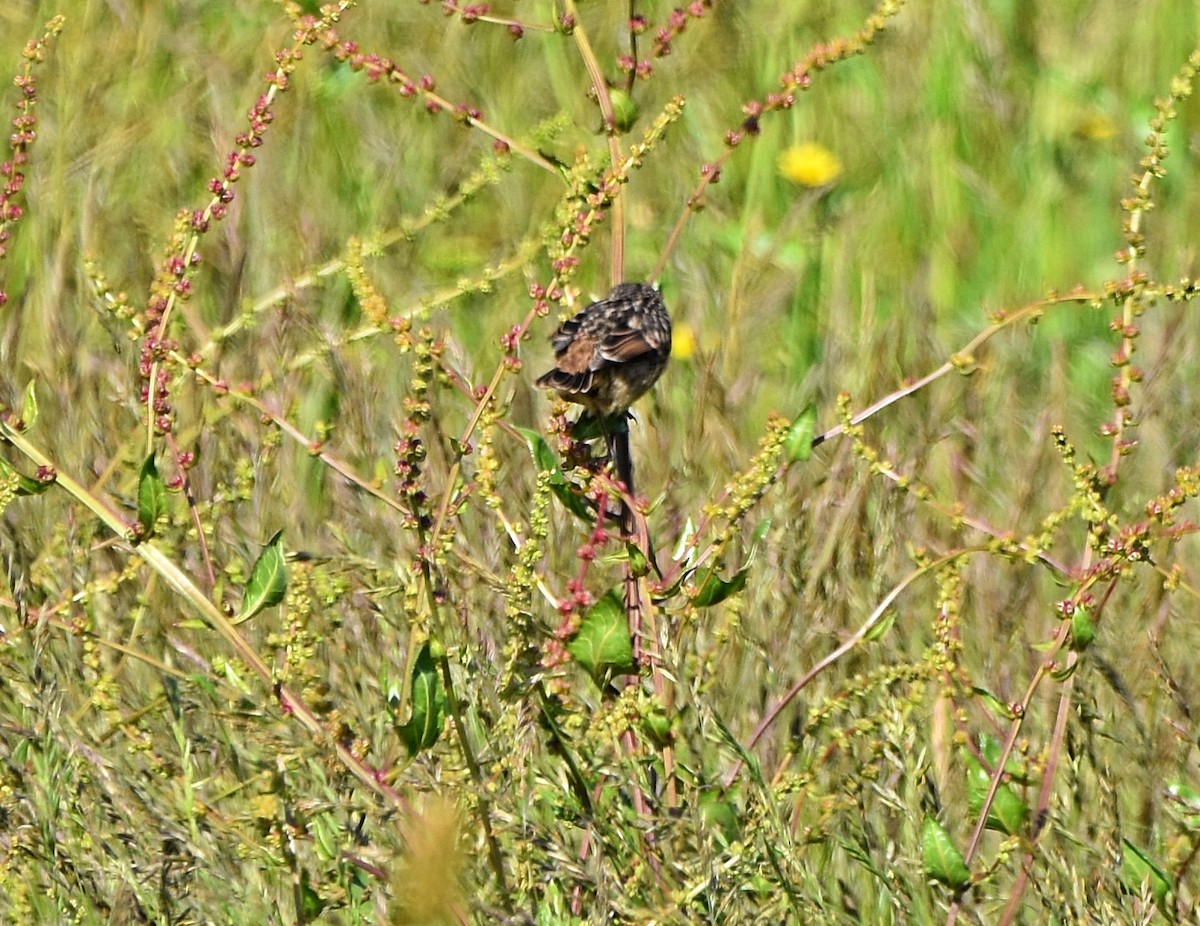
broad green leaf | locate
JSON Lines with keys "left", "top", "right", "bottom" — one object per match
{"left": 398, "top": 640, "right": 447, "bottom": 755}
{"left": 979, "top": 734, "right": 1030, "bottom": 783}
{"left": 784, "top": 405, "right": 817, "bottom": 462}
{"left": 137, "top": 453, "right": 168, "bottom": 538}
{"left": 989, "top": 783, "right": 1030, "bottom": 836}
{"left": 608, "top": 87, "right": 640, "bottom": 133}
{"left": 21, "top": 379, "right": 38, "bottom": 429}
{"left": 965, "top": 749, "right": 1029, "bottom": 835}
{"left": 568, "top": 588, "right": 634, "bottom": 681}
{"left": 1120, "top": 839, "right": 1173, "bottom": 905}
{"left": 1069, "top": 605, "right": 1095, "bottom": 651}
{"left": 239, "top": 530, "right": 288, "bottom": 621}
{"left": 922, "top": 817, "right": 969, "bottom": 891}
{"left": 516, "top": 426, "right": 592, "bottom": 521}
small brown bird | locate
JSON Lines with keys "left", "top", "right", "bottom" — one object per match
{"left": 535, "top": 281, "right": 672, "bottom": 419}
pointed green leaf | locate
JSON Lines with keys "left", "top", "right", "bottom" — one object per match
{"left": 1120, "top": 839, "right": 1173, "bottom": 905}
{"left": 690, "top": 519, "right": 768, "bottom": 608}
{"left": 398, "top": 640, "right": 447, "bottom": 755}
{"left": 239, "top": 530, "right": 288, "bottom": 620}
{"left": 864, "top": 611, "right": 896, "bottom": 641}
{"left": 972, "top": 687, "right": 1018, "bottom": 722}
{"left": 568, "top": 588, "right": 634, "bottom": 681}
{"left": 989, "top": 781, "right": 1029, "bottom": 836}
{"left": 516, "top": 427, "right": 565, "bottom": 484}
{"left": 0, "top": 457, "right": 51, "bottom": 497}
{"left": 784, "top": 405, "right": 817, "bottom": 462}
{"left": 137, "top": 453, "right": 168, "bottom": 537}
{"left": 922, "top": 817, "right": 969, "bottom": 891}
{"left": 21, "top": 379, "right": 38, "bottom": 430}
{"left": 516, "top": 426, "right": 592, "bottom": 521}
{"left": 625, "top": 541, "right": 650, "bottom": 578}
{"left": 672, "top": 517, "right": 697, "bottom": 567}
{"left": 690, "top": 563, "right": 748, "bottom": 608}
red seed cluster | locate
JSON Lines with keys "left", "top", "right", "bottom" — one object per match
{"left": 617, "top": 3, "right": 712, "bottom": 80}
{"left": 1, "top": 20, "right": 65, "bottom": 304}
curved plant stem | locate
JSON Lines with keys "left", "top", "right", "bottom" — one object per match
{"left": 0, "top": 419, "right": 409, "bottom": 814}
{"left": 722, "top": 550, "right": 968, "bottom": 788}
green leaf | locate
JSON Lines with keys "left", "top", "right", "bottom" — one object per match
{"left": 0, "top": 457, "right": 51, "bottom": 497}
{"left": 1069, "top": 604, "right": 1095, "bottom": 651}
{"left": 1120, "top": 839, "right": 1173, "bottom": 905}
{"left": 516, "top": 426, "right": 592, "bottom": 521}
{"left": 608, "top": 87, "right": 640, "bottom": 133}
{"left": 568, "top": 413, "right": 627, "bottom": 442}
{"left": 625, "top": 541, "right": 650, "bottom": 578}
{"left": 978, "top": 734, "right": 1030, "bottom": 783}
{"left": 690, "top": 564, "right": 748, "bottom": 608}
{"left": 971, "top": 687, "right": 1016, "bottom": 722}
{"left": 239, "top": 530, "right": 288, "bottom": 621}
{"left": 188, "top": 674, "right": 218, "bottom": 699}
{"left": 965, "top": 749, "right": 1028, "bottom": 835}
{"left": 784, "top": 404, "right": 817, "bottom": 462}
{"left": 989, "top": 782, "right": 1030, "bottom": 836}
{"left": 922, "top": 817, "right": 969, "bottom": 891}
{"left": 21, "top": 379, "right": 38, "bottom": 429}
{"left": 640, "top": 704, "right": 672, "bottom": 747}
{"left": 568, "top": 588, "right": 634, "bottom": 682}
{"left": 690, "top": 519, "right": 768, "bottom": 608}
{"left": 299, "top": 870, "right": 326, "bottom": 919}
{"left": 863, "top": 611, "right": 896, "bottom": 641}
{"left": 1166, "top": 781, "right": 1200, "bottom": 829}
{"left": 516, "top": 427, "right": 564, "bottom": 483}
{"left": 672, "top": 517, "right": 697, "bottom": 567}
{"left": 398, "top": 640, "right": 447, "bottom": 755}
{"left": 699, "top": 791, "right": 740, "bottom": 845}
{"left": 137, "top": 453, "right": 168, "bottom": 538}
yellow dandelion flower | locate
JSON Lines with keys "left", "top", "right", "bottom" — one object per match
{"left": 672, "top": 322, "right": 697, "bottom": 360}
{"left": 778, "top": 142, "right": 842, "bottom": 187}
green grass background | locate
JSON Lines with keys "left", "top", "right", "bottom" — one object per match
{"left": 2, "top": 1, "right": 1200, "bottom": 922}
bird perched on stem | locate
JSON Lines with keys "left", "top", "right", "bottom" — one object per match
{"left": 535, "top": 281, "right": 671, "bottom": 423}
